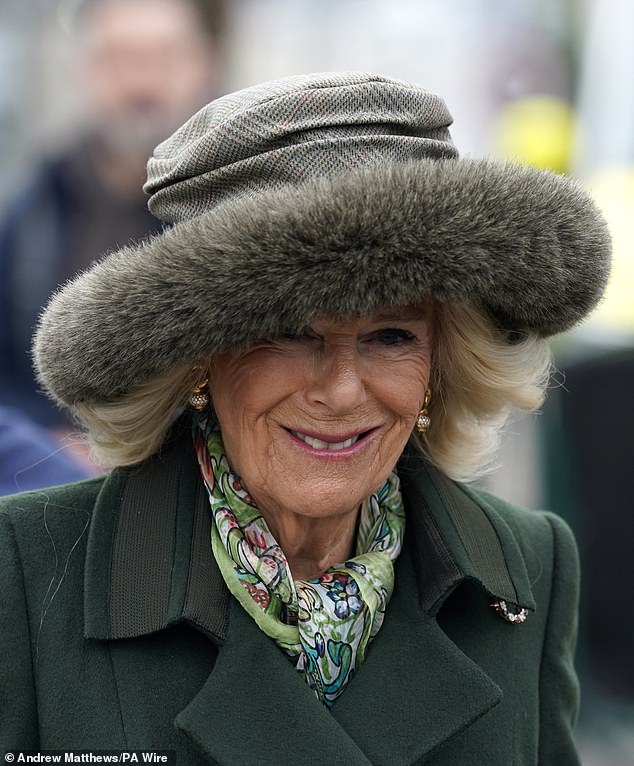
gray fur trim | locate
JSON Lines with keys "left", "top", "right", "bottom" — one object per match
{"left": 34, "top": 158, "right": 611, "bottom": 407}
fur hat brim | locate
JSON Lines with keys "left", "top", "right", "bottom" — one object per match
{"left": 34, "top": 159, "right": 611, "bottom": 407}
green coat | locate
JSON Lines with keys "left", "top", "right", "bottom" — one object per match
{"left": 0, "top": 423, "right": 580, "bottom": 765}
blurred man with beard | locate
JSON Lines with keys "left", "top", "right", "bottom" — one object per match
{"left": 0, "top": 0, "right": 224, "bottom": 430}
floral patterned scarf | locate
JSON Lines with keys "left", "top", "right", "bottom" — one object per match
{"left": 193, "top": 412, "right": 405, "bottom": 708}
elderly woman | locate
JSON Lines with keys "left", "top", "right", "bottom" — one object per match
{"left": 0, "top": 73, "right": 610, "bottom": 765}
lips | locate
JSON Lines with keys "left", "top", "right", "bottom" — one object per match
{"left": 286, "top": 428, "right": 375, "bottom": 452}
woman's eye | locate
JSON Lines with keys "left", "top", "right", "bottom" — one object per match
{"left": 375, "top": 328, "right": 416, "bottom": 346}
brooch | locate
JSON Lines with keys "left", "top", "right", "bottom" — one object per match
{"left": 491, "top": 599, "right": 529, "bottom": 624}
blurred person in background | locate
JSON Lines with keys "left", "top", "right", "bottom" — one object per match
{"left": 0, "top": 406, "right": 89, "bottom": 495}
{"left": 0, "top": 0, "right": 225, "bottom": 433}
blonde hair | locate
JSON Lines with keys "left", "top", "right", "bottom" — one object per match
{"left": 74, "top": 361, "right": 195, "bottom": 469}
{"left": 419, "top": 302, "right": 552, "bottom": 481}
{"left": 75, "top": 303, "right": 552, "bottom": 481}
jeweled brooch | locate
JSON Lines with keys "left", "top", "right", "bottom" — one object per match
{"left": 491, "top": 599, "right": 529, "bottom": 624}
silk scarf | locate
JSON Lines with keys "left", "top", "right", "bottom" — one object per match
{"left": 193, "top": 412, "right": 405, "bottom": 708}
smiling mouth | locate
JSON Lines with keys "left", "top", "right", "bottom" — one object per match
{"left": 286, "top": 429, "right": 375, "bottom": 451}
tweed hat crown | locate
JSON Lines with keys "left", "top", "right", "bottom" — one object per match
{"left": 144, "top": 72, "right": 458, "bottom": 222}
{"left": 34, "top": 72, "right": 611, "bottom": 408}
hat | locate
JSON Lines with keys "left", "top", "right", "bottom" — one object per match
{"left": 34, "top": 72, "right": 611, "bottom": 408}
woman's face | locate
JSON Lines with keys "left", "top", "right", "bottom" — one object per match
{"left": 209, "top": 304, "right": 434, "bottom": 521}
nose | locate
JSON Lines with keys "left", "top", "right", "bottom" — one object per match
{"left": 304, "top": 344, "right": 366, "bottom": 413}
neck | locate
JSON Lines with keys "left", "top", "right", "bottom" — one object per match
{"left": 259, "top": 507, "right": 360, "bottom": 581}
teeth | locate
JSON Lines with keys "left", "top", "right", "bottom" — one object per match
{"left": 291, "top": 431, "right": 360, "bottom": 451}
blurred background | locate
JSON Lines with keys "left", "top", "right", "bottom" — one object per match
{"left": 0, "top": 0, "right": 632, "bottom": 762}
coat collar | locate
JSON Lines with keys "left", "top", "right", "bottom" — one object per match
{"left": 84, "top": 419, "right": 535, "bottom": 765}
{"left": 396, "top": 449, "right": 535, "bottom": 616}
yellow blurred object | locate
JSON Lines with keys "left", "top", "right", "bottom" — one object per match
{"left": 585, "top": 168, "right": 634, "bottom": 331}
{"left": 492, "top": 95, "right": 576, "bottom": 174}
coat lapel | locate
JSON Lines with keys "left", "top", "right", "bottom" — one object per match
{"left": 176, "top": 597, "right": 373, "bottom": 766}
{"left": 330, "top": 535, "right": 502, "bottom": 765}
{"left": 84, "top": 422, "right": 533, "bottom": 766}
{"left": 174, "top": 524, "right": 501, "bottom": 766}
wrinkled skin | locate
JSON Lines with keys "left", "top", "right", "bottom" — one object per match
{"left": 209, "top": 303, "right": 434, "bottom": 578}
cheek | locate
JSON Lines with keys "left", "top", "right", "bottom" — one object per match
{"left": 209, "top": 352, "right": 307, "bottom": 437}
{"left": 369, "top": 354, "right": 432, "bottom": 420}
{"left": 209, "top": 362, "right": 271, "bottom": 482}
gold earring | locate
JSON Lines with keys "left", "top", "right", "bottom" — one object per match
{"left": 415, "top": 387, "right": 432, "bottom": 433}
{"left": 189, "top": 370, "right": 210, "bottom": 412}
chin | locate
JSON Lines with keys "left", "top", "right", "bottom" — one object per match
{"left": 278, "top": 478, "right": 379, "bottom": 519}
